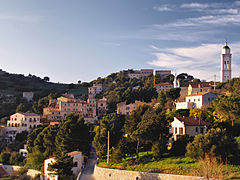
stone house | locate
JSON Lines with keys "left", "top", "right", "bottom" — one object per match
{"left": 155, "top": 82, "right": 173, "bottom": 93}
{"left": 170, "top": 117, "right": 209, "bottom": 141}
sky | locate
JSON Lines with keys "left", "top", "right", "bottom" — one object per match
{"left": 0, "top": 0, "right": 240, "bottom": 83}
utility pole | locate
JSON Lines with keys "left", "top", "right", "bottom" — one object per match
{"left": 214, "top": 74, "right": 216, "bottom": 92}
{"left": 107, "top": 130, "right": 110, "bottom": 164}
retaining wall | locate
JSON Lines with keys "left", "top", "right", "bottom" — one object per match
{"left": 1, "top": 165, "right": 41, "bottom": 178}
{"left": 93, "top": 165, "right": 204, "bottom": 180}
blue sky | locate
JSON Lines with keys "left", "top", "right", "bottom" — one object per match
{"left": 0, "top": 0, "right": 240, "bottom": 83}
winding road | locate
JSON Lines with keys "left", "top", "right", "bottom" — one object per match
{"left": 79, "top": 152, "right": 97, "bottom": 180}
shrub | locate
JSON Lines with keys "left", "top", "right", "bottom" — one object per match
{"left": 9, "top": 152, "right": 24, "bottom": 165}
{"left": 0, "top": 152, "right": 11, "bottom": 164}
{"left": 170, "top": 135, "right": 193, "bottom": 156}
{"left": 186, "top": 128, "right": 238, "bottom": 162}
{"left": 111, "top": 147, "right": 123, "bottom": 163}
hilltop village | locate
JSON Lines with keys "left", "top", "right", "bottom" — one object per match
{"left": 0, "top": 43, "right": 239, "bottom": 179}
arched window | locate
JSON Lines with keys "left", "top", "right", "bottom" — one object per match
{"left": 29, "top": 125, "right": 32, "bottom": 128}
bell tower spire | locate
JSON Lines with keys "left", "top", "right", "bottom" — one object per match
{"left": 221, "top": 41, "right": 232, "bottom": 82}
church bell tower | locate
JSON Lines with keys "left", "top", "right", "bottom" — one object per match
{"left": 221, "top": 42, "right": 232, "bottom": 82}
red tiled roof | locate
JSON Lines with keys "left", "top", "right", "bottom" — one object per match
{"left": 67, "top": 151, "right": 82, "bottom": 156}
{"left": 0, "top": 166, "right": 8, "bottom": 176}
{"left": 18, "top": 112, "right": 40, "bottom": 116}
{"left": 190, "top": 83, "right": 212, "bottom": 88}
{"left": 187, "top": 92, "right": 212, "bottom": 97}
{"left": 176, "top": 117, "right": 210, "bottom": 126}
{"left": 155, "top": 82, "right": 172, "bottom": 86}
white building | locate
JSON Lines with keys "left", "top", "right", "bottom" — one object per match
{"left": 43, "top": 157, "right": 57, "bottom": 180}
{"left": 175, "top": 102, "right": 195, "bottom": 110}
{"left": 43, "top": 151, "right": 84, "bottom": 180}
{"left": 185, "top": 92, "right": 218, "bottom": 109}
{"left": 67, "top": 151, "right": 84, "bottom": 175}
{"left": 128, "top": 71, "right": 141, "bottom": 79}
{"left": 19, "top": 144, "right": 28, "bottom": 158}
{"left": 155, "top": 82, "right": 173, "bottom": 93}
{"left": 170, "top": 117, "right": 209, "bottom": 141}
{"left": 5, "top": 113, "right": 40, "bottom": 141}
{"left": 23, "top": 92, "right": 34, "bottom": 101}
{"left": 176, "top": 92, "right": 218, "bottom": 110}
{"left": 221, "top": 42, "right": 232, "bottom": 82}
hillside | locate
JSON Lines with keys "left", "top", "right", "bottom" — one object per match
{"left": 0, "top": 70, "right": 88, "bottom": 119}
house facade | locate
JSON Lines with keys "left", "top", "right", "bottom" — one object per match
{"left": 43, "top": 95, "right": 106, "bottom": 124}
{"left": 155, "top": 82, "right": 173, "bottom": 93}
{"left": 188, "top": 83, "right": 212, "bottom": 95}
{"left": 155, "top": 70, "right": 171, "bottom": 80}
{"left": 170, "top": 117, "right": 209, "bottom": 141}
{"left": 88, "top": 84, "right": 104, "bottom": 98}
{"left": 5, "top": 113, "right": 40, "bottom": 141}
{"left": 185, "top": 92, "right": 218, "bottom": 109}
{"left": 176, "top": 92, "right": 218, "bottom": 110}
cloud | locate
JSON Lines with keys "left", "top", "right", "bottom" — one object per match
{"left": 234, "top": 1, "right": 240, "bottom": 6}
{"left": 160, "top": 14, "right": 240, "bottom": 28}
{"left": 180, "top": 3, "right": 209, "bottom": 9}
{"left": 153, "top": 5, "right": 173, "bottom": 12}
{"left": 148, "top": 43, "right": 240, "bottom": 81}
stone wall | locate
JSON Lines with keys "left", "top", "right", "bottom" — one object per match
{"left": 1, "top": 165, "right": 40, "bottom": 178}
{"left": 93, "top": 165, "right": 204, "bottom": 180}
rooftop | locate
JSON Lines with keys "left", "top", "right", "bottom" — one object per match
{"left": 155, "top": 82, "right": 172, "bottom": 86}
{"left": 17, "top": 112, "right": 40, "bottom": 116}
{"left": 187, "top": 91, "right": 212, "bottom": 97}
{"left": 176, "top": 117, "right": 209, "bottom": 126}
{"left": 67, "top": 151, "right": 82, "bottom": 156}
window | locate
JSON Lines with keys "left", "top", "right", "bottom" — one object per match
{"left": 175, "top": 127, "right": 177, "bottom": 134}
{"left": 74, "top": 162, "right": 78, "bottom": 167}
{"left": 179, "top": 128, "right": 183, "bottom": 135}
{"left": 196, "top": 127, "right": 198, "bottom": 133}
{"left": 201, "top": 127, "right": 204, "bottom": 133}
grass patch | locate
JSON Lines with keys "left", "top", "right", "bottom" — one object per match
{"left": 98, "top": 152, "right": 240, "bottom": 178}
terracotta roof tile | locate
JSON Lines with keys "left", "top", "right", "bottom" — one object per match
{"left": 187, "top": 92, "right": 212, "bottom": 97}
{"left": 0, "top": 166, "right": 8, "bottom": 176}
{"left": 176, "top": 117, "right": 210, "bottom": 126}
{"left": 155, "top": 82, "right": 172, "bottom": 86}
{"left": 67, "top": 151, "right": 82, "bottom": 156}
{"left": 18, "top": 112, "right": 40, "bottom": 116}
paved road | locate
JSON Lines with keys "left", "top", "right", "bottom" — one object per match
{"left": 79, "top": 152, "right": 97, "bottom": 180}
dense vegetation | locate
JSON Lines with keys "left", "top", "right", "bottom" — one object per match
{"left": 0, "top": 71, "right": 87, "bottom": 122}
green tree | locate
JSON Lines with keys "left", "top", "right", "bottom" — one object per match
{"left": 10, "top": 151, "right": 23, "bottom": 165}
{"left": 27, "top": 127, "right": 44, "bottom": 153}
{"left": 16, "top": 103, "right": 27, "bottom": 113}
{"left": 0, "top": 152, "right": 10, "bottom": 164}
{"left": 211, "top": 95, "right": 240, "bottom": 126}
{"left": 48, "top": 154, "right": 73, "bottom": 180}
{"left": 15, "top": 131, "right": 28, "bottom": 142}
{"left": 93, "top": 113, "right": 125, "bottom": 158}
{"left": 56, "top": 114, "right": 91, "bottom": 156}
{"left": 32, "top": 96, "right": 49, "bottom": 114}
{"left": 186, "top": 128, "right": 238, "bottom": 162}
